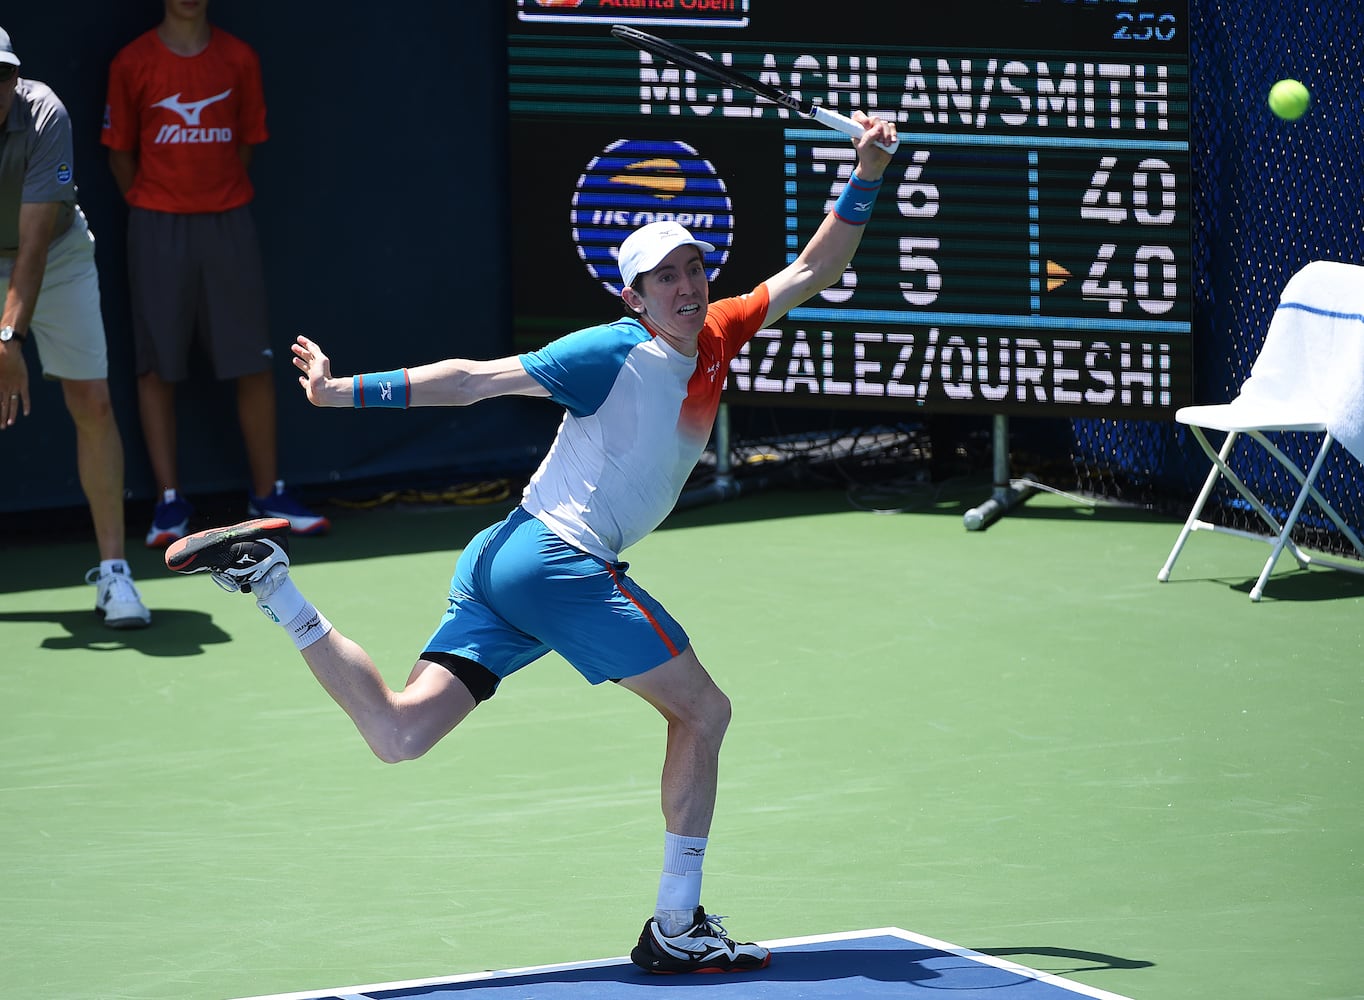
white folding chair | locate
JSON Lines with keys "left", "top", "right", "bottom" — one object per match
{"left": 1158, "top": 260, "right": 1364, "bottom": 600}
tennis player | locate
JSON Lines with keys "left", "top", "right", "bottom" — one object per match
{"left": 168, "top": 109, "right": 897, "bottom": 973}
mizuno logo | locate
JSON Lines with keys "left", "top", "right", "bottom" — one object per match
{"left": 152, "top": 90, "right": 234, "bottom": 145}
{"left": 380, "top": 380, "right": 393, "bottom": 401}
{"left": 152, "top": 89, "right": 232, "bottom": 125}
{"left": 155, "top": 123, "right": 234, "bottom": 144}
{"left": 855, "top": 200, "right": 874, "bottom": 212}
{"left": 703, "top": 362, "right": 720, "bottom": 381}
{"left": 294, "top": 615, "right": 321, "bottom": 635}
{"left": 234, "top": 552, "right": 260, "bottom": 566}
{"left": 653, "top": 930, "right": 736, "bottom": 961}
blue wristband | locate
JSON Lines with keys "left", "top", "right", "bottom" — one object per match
{"left": 353, "top": 369, "right": 409, "bottom": 408}
{"left": 832, "top": 171, "right": 883, "bottom": 226}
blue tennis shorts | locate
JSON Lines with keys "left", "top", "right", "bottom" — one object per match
{"left": 423, "top": 507, "right": 689, "bottom": 687}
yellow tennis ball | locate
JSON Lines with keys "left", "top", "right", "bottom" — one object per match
{"left": 1267, "top": 79, "right": 1310, "bottom": 121}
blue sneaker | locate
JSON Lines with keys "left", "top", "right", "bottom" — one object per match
{"left": 247, "top": 479, "right": 330, "bottom": 536}
{"left": 146, "top": 488, "right": 194, "bottom": 549}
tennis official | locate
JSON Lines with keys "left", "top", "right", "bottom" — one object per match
{"left": 167, "top": 109, "right": 897, "bottom": 973}
{"left": 0, "top": 25, "right": 150, "bottom": 628}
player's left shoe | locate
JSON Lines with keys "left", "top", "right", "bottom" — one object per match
{"left": 630, "top": 907, "right": 771, "bottom": 974}
{"left": 247, "top": 480, "right": 331, "bottom": 536}
{"left": 165, "top": 517, "right": 292, "bottom": 595}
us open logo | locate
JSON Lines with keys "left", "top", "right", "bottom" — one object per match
{"left": 571, "top": 138, "right": 733, "bottom": 296}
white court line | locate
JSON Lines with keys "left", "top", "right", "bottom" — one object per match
{"left": 839, "top": 928, "right": 1137, "bottom": 1000}
{"left": 230, "top": 926, "right": 1136, "bottom": 1000}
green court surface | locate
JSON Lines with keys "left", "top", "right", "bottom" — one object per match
{"left": 3, "top": 482, "right": 1361, "bottom": 1000}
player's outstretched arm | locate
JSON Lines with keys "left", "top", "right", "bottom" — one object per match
{"left": 292, "top": 336, "right": 549, "bottom": 409}
{"left": 761, "top": 110, "right": 897, "bottom": 326}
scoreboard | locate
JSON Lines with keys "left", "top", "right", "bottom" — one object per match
{"left": 507, "top": 0, "right": 1191, "bottom": 418}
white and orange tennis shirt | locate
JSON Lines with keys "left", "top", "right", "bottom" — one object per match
{"left": 519, "top": 284, "right": 770, "bottom": 562}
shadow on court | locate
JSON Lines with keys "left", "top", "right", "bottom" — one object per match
{"left": 976, "top": 946, "right": 1157, "bottom": 975}
{"left": 1156, "top": 565, "right": 1364, "bottom": 602}
{"left": 0, "top": 608, "right": 232, "bottom": 656}
{"left": 374, "top": 950, "right": 943, "bottom": 997}
{"left": 243, "top": 931, "right": 1149, "bottom": 1000}
{"left": 1226, "top": 568, "right": 1364, "bottom": 602}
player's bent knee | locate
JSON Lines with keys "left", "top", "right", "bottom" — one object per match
{"left": 676, "top": 684, "right": 731, "bottom": 753}
{"left": 620, "top": 648, "right": 732, "bottom": 746}
{"left": 363, "top": 657, "right": 486, "bottom": 763}
{"left": 368, "top": 742, "right": 408, "bottom": 765}
{"left": 376, "top": 730, "right": 431, "bottom": 764}
{"left": 364, "top": 722, "right": 444, "bottom": 764}
{"left": 703, "top": 688, "right": 732, "bottom": 746}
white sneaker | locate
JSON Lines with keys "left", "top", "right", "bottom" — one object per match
{"left": 85, "top": 564, "right": 152, "bottom": 629}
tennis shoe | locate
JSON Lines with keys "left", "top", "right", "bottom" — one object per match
{"left": 247, "top": 480, "right": 330, "bottom": 536}
{"left": 85, "top": 564, "right": 152, "bottom": 629}
{"left": 145, "top": 488, "right": 194, "bottom": 548}
{"left": 165, "top": 517, "right": 292, "bottom": 595}
{"left": 630, "top": 906, "right": 771, "bottom": 974}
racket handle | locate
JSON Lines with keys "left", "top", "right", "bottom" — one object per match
{"left": 810, "top": 106, "right": 901, "bottom": 155}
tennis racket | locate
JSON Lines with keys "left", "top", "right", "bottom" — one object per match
{"left": 610, "top": 25, "right": 900, "bottom": 155}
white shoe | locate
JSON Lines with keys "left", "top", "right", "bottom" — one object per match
{"left": 85, "top": 564, "right": 152, "bottom": 629}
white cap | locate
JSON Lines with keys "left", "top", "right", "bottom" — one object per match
{"left": 617, "top": 221, "right": 715, "bottom": 289}
{"left": 0, "top": 27, "right": 19, "bottom": 67}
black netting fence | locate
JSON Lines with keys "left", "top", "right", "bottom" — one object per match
{"left": 1071, "top": 0, "right": 1364, "bottom": 552}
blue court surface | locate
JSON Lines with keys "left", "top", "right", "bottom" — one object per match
{"left": 232, "top": 928, "right": 1135, "bottom": 1000}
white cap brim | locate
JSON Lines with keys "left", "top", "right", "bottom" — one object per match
{"left": 618, "top": 222, "right": 716, "bottom": 289}
{"left": 626, "top": 238, "right": 715, "bottom": 285}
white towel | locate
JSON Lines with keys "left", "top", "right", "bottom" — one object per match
{"left": 1236, "top": 260, "right": 1364, "bottom": 463}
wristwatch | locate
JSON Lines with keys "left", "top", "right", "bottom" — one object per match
{"left": 0, "top": 325, "right": 25, "bottom": 344}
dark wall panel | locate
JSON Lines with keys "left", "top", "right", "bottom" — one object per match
{"left": 2, "top": 3, "right": 553, "bottom": 514}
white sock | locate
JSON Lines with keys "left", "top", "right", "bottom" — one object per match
{"left": 255, "top": 577, "right": 332, "bottom": 650}
{"left": 282, "top": 605, "right": 332, "bottom": 651}
{"left": 255, "top": 573, "right": 302, "bottom": 620}
{"left": 655, "top": 833, "right": 707, "bottom": 935}
{"left": 100, "top": 558, "right": 131, "bottom": 577}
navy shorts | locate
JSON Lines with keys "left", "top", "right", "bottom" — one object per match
{"left": 423, "top": 507, "right": 689, "bottom": 689}
{"left": 127, "top": 205, "right": 272, "bottom": 381}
